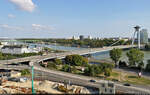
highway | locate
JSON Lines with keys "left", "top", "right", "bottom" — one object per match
{"left": 0, "top": 61, "right": 150, "bottom": 94}
{"left": 33, "top": 65, "right": 150, "bottom": 94}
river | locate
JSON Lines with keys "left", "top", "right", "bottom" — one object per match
{"left": 91, "top": 50, "right": 150, "bottom": 66}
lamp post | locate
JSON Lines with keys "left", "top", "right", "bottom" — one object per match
{"left": 30, "top": 62, "right": 35, "bottom": 94}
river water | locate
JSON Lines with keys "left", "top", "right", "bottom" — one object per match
{"left": 91, "top": 50, "right": 150, "bottom": 66}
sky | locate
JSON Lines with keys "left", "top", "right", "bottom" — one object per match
{"left": 0, "top": 0, "right": 150, "bottom": 38}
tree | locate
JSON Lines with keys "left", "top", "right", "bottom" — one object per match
{"left": 84, "top": 65, "right": 102, "bottom": 77}
{"left": 47, "top": 62, "right": 57, "bottom": 69}
{"left": 61, "top": 64, "right": 71, "bottom": 72}
{"left": 110, "top": 48, "right": 122, "bottom": 67}
{"left": 71, "top": 66, "right": 77, "bottom": 73}
{"left": 82, "top": 57, "right": 89, "bottom": 66}
{"left": 104, "top": 68, "right": 111, "bottom": 77}
{"left": 127, "top": 49, "right": 144, "bottom": 66}
{"left": 54, "top": 58, "right": 62, "bottom": 65}
{"left": 21, "top": 69, "right": 30, "bottom": 76}
{"left": 0, "top": 52, "right": 3, "bottom": 60}
{"left": 65, "top": 54, "right": 88, "bottom": 66}
{"left": 138, "top": 61, "right": 144, "bottom": 71}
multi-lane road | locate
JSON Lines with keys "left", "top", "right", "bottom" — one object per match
{"left": 33, "top": 65, "right": 150, "bottom": 94}
{"left": 0, "top": 60, "right": 150, "bottom": 94}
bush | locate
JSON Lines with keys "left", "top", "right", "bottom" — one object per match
{"left": 61, "top": 64, "right": 71, "bottom": 72}
{"left": 104, "top": 68, "right": 111, "bottom": 77}
{"left": 21, "top": 69, "right": 30, "bottom": 76}
{"left": 54, "top": 58, "right": 62, "bottom": 65}
{"left": 47, "top": 62, "right": 57, "bottom": 69}
{"left": 71, "top": 66, "right": 78, "bottom": 73}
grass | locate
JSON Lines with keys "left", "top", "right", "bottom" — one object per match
{"left": 104, "top": 70, "right": 150, "bottom": 85}
{"left": 124, "top": 75, "right": 150, "bottom": 85}
{"left": 110, "top": 71, "right": 119, "bottom": 77}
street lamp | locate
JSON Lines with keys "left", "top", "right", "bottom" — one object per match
{"left": 30, "top": 62, "right": 35, "bottom": 94}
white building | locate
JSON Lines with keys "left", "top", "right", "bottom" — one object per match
{"left": 1, "top": 45, "right": 30, "bottom": 54}
{"left": 28, "top": 47, "right": 43, "bottom": 53}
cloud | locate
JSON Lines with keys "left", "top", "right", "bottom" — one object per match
{"left": 8, "top": 0, "right": 36, "bottom": 12}
{"left": 8, "top": 14, "right": 16, "bottom": 18}
{"left": 32, "top": 24, "right": 55, "bottom": 31}
{"left": 0, "top": 24, "right": 23, "bottom": 31}
{"left": 0, "top": 24, "right": 54, "bottom": 32}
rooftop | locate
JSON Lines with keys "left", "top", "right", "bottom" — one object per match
{"left": 2, "top": 45, "right": 28, "bottom": 49}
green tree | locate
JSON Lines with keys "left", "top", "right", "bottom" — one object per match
{"left": 99, "top": 63, "right": 114, "bottom": 72}
{"left": 138, "top": 61, "right": 144, "bottom": 71}
{"left": 71, "top": 66, "right": 77, "bottom": 73}
{"left": 84, "top": 65, "right": 102, "bottom": 77}
{"left": 47, "top": 62, "right": 57, "bottom": 69}
{"left": 110, "top": 48, "right": 122, "bottom": 67}
{"left": 54, "top": 58, "right": 62, "bottom": 65}
{"left": 0, "top": 52, "right": 4, "bottom": 60}
{"left": 61, "top": 64, "right": 71, "bottom": 72}
{"left": 127, "top": 49, "right": 144, "bottom": 66}
{"left": 65, "top": 55, "right": 88, "bottom": 66}
{"left": 104, "top": 68, "right": 111, "bottom": 77}
{"left": 21, "top": 69, "right": 30, "bottom": 76}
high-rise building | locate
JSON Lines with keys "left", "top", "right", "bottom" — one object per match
{"left": 79, "top": 35, "right": 84, "bottom": 40}
{"left": 140, "top": 29, "right": 148, "bottom": 44}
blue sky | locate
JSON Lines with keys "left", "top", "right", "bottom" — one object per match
{"left": 0, "top": 0, "right": 150, "bottom": 38}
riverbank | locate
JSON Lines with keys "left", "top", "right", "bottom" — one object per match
{"left": 89, "top": 58, "right": 113, "bottom": 64}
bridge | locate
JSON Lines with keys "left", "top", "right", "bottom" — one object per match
{"left": 0, "top": 45, "right": 137, "bottom": 65}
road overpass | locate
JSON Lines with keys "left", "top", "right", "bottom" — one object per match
{"left": 0, "top": 45, "right": 137, "bottom": 65}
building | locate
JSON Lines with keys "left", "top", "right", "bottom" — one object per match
{"left": 72, "top": 36, "right": 79, "bottom": 40}
{"left": 140, "top": 29, "right": 148, "bottom": 44}
{"left": 1, "top": 45, "right": 30, "bottom": 54}
{"left": 99, "top": 81, "right": 115, "bottom": 94}
{"left": 122, "top": 38, "right": 129, "bottom": 41}
{"left": 87, "top": 36, "right": 92, "bottom": 39}
{"left": 79, "top": 35, "right": 84, "bottom": 40}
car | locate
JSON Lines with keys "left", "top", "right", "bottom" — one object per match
{"left": 89, "top": 79, "right": 96, "bottom": 82}
{"left": 123, "top": 83, "right": 131, "bottom": 86}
